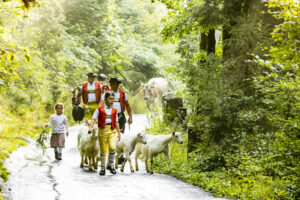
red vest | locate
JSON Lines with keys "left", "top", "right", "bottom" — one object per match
{"left": 82, "top": 82, "right": 101, "bottom": 104}
{"left": 118, "top": 89, "right": 126, "bottom": 112}
{"left": 97, "top": 105, "right": 117, "bottom": 129}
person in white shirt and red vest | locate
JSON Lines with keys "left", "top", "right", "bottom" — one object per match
{"left": 80, "top": 72, "right": 102, "bottom": 120}
{"left": 88, "top": 92, "right": 121, "bottom": 175}
{"left": 100, "top": 77, "right": 133, "bottom": 164}
{"left": 100, "top": 77, "right": 133, "bottom": 133}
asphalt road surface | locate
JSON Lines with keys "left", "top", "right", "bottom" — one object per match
{"left": 3, "top": 114, "right": 227, "bottom": 200}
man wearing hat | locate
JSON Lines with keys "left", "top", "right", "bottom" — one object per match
{"left": 79, "top": 72, "right": 102, "bottom": 120}
{"left": 101, "top": 77, "right": 133, "bottom": 133}
{"left": 98, "top": 73, "right": 110, "bottom": 94}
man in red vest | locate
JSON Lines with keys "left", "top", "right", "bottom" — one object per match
{"left": 88, "top": 92, "right": 121, "bottom": 175}
{"left": 80, "top": 72, "right": 101, "bottom": 120}
{"left": 101, "top": 77, "right": 133, "bottom": 133}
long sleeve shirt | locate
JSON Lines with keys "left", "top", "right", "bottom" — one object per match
{"left": 47, "top": 114, "right": 69, "bottom": 134}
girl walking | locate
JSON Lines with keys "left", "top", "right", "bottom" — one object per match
{"left": 45, "top": 103, "right": 69, "bottom": 160}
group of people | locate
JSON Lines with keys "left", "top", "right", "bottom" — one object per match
{"left": 45, "top": 72, "right": 133, "bottom": 176}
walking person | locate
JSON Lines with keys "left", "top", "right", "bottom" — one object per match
{"left": 100, "top": 77, "right": 133, "bottom": 164}
{"left": 45, "top": 103, "right": 69, "bottom": 160}
{"left": 78, "top": 72, "right": 102, "bottom": 120}
{"left": 88, "top": 92, "right": 121, "bottom": 175}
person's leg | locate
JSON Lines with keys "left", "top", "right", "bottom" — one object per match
{"left": 118, "top": 112, "right": 126, "bottom": 164}
{"left": 99, "top": 131, "right": 108, "bottom": 175}
{"left": 107, "top": 131, "right": 117, "bottom": 174}
{"left": 54, "top": 147, "right": 58, "bottom": 160}
{"left": 57, "top": 147, "right": 62, "bottom": 160}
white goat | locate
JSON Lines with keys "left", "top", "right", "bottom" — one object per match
{"left": 77, "top": 124, "right": 99, "bottom": 170}
{"left": 115, "top": 132, "right": 147, "bottom": 173}
{"left": 135, "top": 132, "right": 184, "bottom": 174}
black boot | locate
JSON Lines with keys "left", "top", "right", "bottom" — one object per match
{"left": 54, "top": 151, "right": 58, "bottom": 160}
{"left": 99, "top": 168, "right": 106, "bottom": 176}
{"left": 107, "top": 166, "right": 117, "bottom": 174}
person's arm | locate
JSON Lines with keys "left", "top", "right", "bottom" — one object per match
{"left": 45, "top": 115, "right": 53, "bottom": 128}
{"left": 125, "top": 100, "right": 133, "bottom": 125}
{"left": 89, "top": 109, "right": 99, "bottom": 133}
{"left": 115, "top": 122, "right": 121, "bottom": 141}
{"left": 88, "top": 118, "right": 96, "bottom": 133}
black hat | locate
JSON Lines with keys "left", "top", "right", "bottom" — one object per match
{"left": 87, "top": 72, "right": 97, "bottom": 77}
{"left": 109, "top": 77, "right": 121, "bottom": 84}
{"left": 98, "top": 73, "right": 107, "bottom": 80}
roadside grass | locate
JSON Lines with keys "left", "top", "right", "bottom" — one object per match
{"left": 146, "top": 115, "right": 297, "bottom": 200}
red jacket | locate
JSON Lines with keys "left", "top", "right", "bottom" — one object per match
{"left": 82, "top": 82, "right": 101, "bottom": 104}
{"left": 97, "top": 105, "right": 117, "bottom": 129}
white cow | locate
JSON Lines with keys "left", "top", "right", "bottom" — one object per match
{"left": 141, "top": 77, "right": 168, "bottom": 110}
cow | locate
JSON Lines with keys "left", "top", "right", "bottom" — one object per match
{"left": 141, "top": 78, "right": 168, "bottom": 111}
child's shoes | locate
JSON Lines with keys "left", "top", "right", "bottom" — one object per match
{"left": 57, "top": 153, "right": 62, "bottom": 160}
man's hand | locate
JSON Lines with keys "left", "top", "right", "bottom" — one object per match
{"left": 128, "top": 116, "right": 133, "bottom": 125}
{"left": 88, "top": 128, "right": 93, "bottom": 134}
{"left": 66, "top": 132, "right": 69, "bottom": 137}
{"left": 117, "top": 133, "right": 121, "bottom": 141}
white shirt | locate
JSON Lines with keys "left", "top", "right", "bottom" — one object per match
{"left": 47, "top": 114, "right": 69, "bottom": 134}
{"left": 92, "top": 104, "right": 119, "bottom": 124}
{"left": 101, "top": 90, "right": 128, "bottom": 113}
{"left": 81, "top": 82, "right": 96, "bottom": 103}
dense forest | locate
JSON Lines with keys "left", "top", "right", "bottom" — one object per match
{"left": 1, "top": 0, "right": 299, "bottom": 199}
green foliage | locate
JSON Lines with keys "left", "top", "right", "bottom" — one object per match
{"left": 157, "top": 0, "right": 299, "bottom": 199}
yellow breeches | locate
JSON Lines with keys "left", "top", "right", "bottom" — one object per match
{"left": 98, "top": 125, "right": 116, "bottom": 154}
{"left": 83, "top": 102, "right": 99, "bottom": 120}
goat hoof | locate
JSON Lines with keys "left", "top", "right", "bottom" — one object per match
{"left": 80, "top": 164, "right": 83, "bottom": 168}
{"left": 131, "top": 169, "right": 134, "bottom": 173}
{"left": 150, "top": 171, "right": 154, "bottom": 174}
{"left": 115, "top": 165, "right": 118, "bottom": 169}
{"left": 135, "top": 168, "right": 139, "bottom": 171}
{"left": 120, "top": 169, "right": 124, "bottom": 172}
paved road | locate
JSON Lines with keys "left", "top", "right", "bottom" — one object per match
{"left": 3, "top": 114, "right": 227, "bottom": 200}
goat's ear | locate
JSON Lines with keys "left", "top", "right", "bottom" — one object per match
{"left": 172, "top": 132, "right": 175, "bottom": 136}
